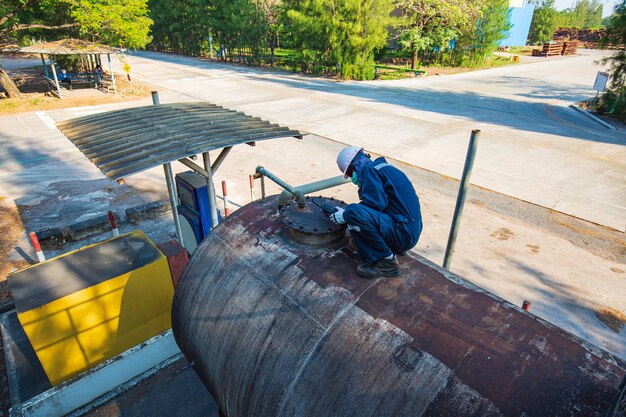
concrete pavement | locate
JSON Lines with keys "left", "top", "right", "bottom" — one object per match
{"left": 112, "top": 49, "right": 625, "bottom": 231}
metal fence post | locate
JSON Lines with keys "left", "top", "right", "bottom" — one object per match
{"left": 442, "top": 129, "right": 481, "bottom": 270}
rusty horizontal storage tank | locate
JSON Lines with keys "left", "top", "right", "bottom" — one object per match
{"left": 172, "top": 196, "right": 625, "bottom": 417}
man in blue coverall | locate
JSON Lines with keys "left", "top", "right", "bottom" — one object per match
{"left": 329, "top": 146, "right": 423, "bottom": 279}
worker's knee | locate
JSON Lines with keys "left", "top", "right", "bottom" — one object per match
{"left": 345, "top": 204, "right": 386, "bottom": 230}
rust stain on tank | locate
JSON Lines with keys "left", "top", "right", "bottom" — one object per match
{"left": 376, "top": 277, "right": 403, "bottom": 301}
{"left": 172, "top": 197, "right": 625, "bottom": 417}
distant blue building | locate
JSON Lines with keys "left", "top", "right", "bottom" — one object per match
{"left": 500, "top": 0, "right": 535, "bottom": 46}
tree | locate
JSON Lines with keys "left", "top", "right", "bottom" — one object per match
{"left": 70, "top": 0, "right": 153, "bottom": 49}
{"left": 259, "top": 0, "right": 283, "bottom": 65}
{"left": 556, "top": 0, "right": 603, "bottom": 29}
{"left": 286, "top": 0, "right": 395, "bottom": 79}
{"left": 394, "top": 0, "right": 482, "bottom": 69}
{"left": 455, "top": 0, "right": 511, "bottom": 66}
{"left": 0, "top": 0, "right": 152, "bottom": 97}
{"left": 1, "top": 0, "right": 75, "bottom": 40}
{"left": 149, "top": 0, "right": 210, "bottom": 56}
{"left": 602, "top": 1, "right": 626, "bottom": 92}
{"left": 528, "top": 0, "right": 558, "bottom": 44}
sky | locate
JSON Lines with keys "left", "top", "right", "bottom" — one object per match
{"left": 553, "top": 0, "right": 620, "bottom": 17}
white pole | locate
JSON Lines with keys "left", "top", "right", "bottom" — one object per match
{"left": 108, "top": 54, "right": 117, "bottom": 94}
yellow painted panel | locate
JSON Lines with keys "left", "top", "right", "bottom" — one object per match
{"left": 17, "top": 236, "right": 174, "bottom": 386}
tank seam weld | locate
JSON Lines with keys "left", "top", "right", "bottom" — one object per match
{"left": 212, "top": 231, "right": 326, "bottom": 331}
{"left": 275, "top": 280, "right": 379, "bottom": 417}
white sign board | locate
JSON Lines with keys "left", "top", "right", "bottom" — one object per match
{"left": 593, "top": 71, "right": 609, "bottom": 92}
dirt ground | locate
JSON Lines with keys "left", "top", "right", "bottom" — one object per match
{"left": 0, "top": 64, "right": 152, "bottom": 114}
{"left": 0, "top": 198, "right": 29, "bottom": 303}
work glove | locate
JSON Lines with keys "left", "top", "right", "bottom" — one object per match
{"left": 329, "top": 207, "right": 346, "bottom": 225}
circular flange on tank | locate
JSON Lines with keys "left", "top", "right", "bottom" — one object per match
{"left": 280, "top": 196, "right": 346, "bottom": 247}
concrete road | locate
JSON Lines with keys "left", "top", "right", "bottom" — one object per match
{"left": 110, "top": 49, "right": 626, "bottom": 231}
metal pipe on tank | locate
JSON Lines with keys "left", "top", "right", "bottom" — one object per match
{"left": 277, "top": 175, "right": 350, "bottom": 208}
{"left": 255, "top": 166, "right": 305, "bottom": 208}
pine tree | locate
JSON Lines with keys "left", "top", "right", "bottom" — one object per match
{"left": 286, "top": 0, "right": 395, "bottom": 79}
{"left": 528, "top": 0, "right": 558, "bottom": 44}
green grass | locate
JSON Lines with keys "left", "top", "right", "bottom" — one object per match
{"left": 0, "top": 100, "right": 17, "bottom": 110}
{"left": 487, "top": 55, "right": 518, "bottom": 67}
{"left": 377, "top": 71, "right": 413, "bottom": 80}
{"left": 508, "top": 46, "right": 537, "bottom": 56}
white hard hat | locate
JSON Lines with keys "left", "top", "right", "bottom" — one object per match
{"left": 337, "top": 146, "right": 362, "bottom": 178}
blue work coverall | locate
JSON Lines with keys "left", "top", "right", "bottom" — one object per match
{"left": 343, "top": 157, "right": 422, "bottom": 263}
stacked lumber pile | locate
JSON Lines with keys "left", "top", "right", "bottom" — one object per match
{"left": 562, "top": 41, "right": 578, "bottom": 55}
{"left": 532, "top": 43, "right": 563, "bottom": 57}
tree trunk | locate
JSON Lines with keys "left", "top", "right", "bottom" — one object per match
{"left": 0, "top": 65, "right": 21, "bottom": 98}
{"left": 411, "top": 47, "right": 418, "bottom": 70}
{"left": 270, "top": 35, "right": 276, "bottom": 67}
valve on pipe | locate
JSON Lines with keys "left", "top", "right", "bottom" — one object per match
{"left": 255, "top": 166, "right": 306, "bottom": 208}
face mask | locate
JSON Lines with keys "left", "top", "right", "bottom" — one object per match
{"left": 351, "top": 171, "right": 360, "bottom": 186}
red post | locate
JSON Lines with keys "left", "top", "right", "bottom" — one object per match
{"left": 29, "top": 232, "right": 46, "bottom": 262}
{"left": 522, "top": 300, "right": 532, "bottom": 311}
{"left": 108, "top": 211, "right": 120, "bottom": 237}
{"left": 249, "top": 175, "right": 256, "bottom": 202}
{"left": 221, "top": 181, "right": 230, "bottom": 217}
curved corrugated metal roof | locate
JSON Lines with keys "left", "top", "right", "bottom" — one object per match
{"left": 20, "top": 39, "right": 120, "bottom": 55}
{"left": 57, "top": 102, "right": 304, "bottom": 179}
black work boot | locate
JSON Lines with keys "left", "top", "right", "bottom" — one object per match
{"left": 356, "top": 257, "right": 400, "bottom": 279}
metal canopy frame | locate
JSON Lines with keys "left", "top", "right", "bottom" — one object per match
{"left": 57, "top": 96, "right": 304, "bottom": 246}
{"left": 20, "top": 39, "right": 121, "bottom": 99}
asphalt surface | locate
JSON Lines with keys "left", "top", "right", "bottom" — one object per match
{"left": 108, "top": 49, "right": 626, "bottom": 231}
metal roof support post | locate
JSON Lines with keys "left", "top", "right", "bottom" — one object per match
{"left": 211, "top": 146, "right": 232, "bottom": 172}
{"left": 151, "top": 91, "right": 184, "bottom": 246}
{"left": 107, "top": 54, "right": 117, "bottom": 94}
{"left": 40, "top": 54, "right": 49, "bottom": 77}
{"left": 163, "top": 163, "right": 185, "bottom": 248}
{"left": 48, "top": 56, "right": 62, "bottom": 98}
{"left": 202, "top": 152, "right": 220, "bottom": 229}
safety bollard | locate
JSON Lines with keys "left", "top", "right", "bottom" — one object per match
{"left": 222, "top": 181, "right": 230, "bottom": 217}
{"left": 28, "top": 232, "right": 46, "bottom": 263}
{"left": 108, "top": 211, "right": 120, "bottom": 237}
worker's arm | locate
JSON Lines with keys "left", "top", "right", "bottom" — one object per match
{"left": 358, "top": 166, "right": 388, "bottom": 212}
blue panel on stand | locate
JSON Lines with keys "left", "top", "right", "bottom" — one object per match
{"left": 175, "top": 171, "right": 221, "bottom": 242}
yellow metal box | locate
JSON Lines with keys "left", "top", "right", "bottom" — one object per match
{"left": 8, "top": 230, "right": 174, "bottom": 385}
